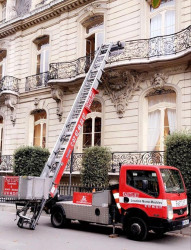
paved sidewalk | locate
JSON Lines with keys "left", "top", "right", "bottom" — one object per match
{"left": 0, "top": 203, "right": 190, "bottom": 236}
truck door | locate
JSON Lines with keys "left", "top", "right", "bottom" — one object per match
{"left": 119, "top": 168, "right": 164, "bottom": 218}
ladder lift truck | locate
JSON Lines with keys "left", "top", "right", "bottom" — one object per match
{"left": 0, "top": 43, "right": 190, "bottom": 241}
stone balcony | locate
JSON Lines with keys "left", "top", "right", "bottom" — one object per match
{"left": 48, "top": 25, "right": 191, "bottom": 83}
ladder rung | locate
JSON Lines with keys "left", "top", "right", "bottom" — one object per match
{"left": 55, "top": 158, "right": 60, "bottom": 163}
{"left": 70, "top": 119, "right": 77, "bottom": 123}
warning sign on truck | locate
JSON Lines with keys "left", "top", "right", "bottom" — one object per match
{"left": 73, "top": 192, "right": 92, "bottom": 205}
{"left": 3, "top": 176, "right": 19, "bottom": 196}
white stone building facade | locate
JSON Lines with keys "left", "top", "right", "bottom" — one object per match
{"left": 0, "top": 0, "right": 190, "bottom": 177}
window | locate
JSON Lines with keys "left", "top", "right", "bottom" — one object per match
{"left": 83, "top": 100, "right": 102, "bottom": 149}
{"left": 32, "top": 110, "right": 47, "bottom": 148}
{"left": 0, "top": 116, "right": 3, "bottom": 153}
{"left": 147, "top": 90, "right": 176, "bottom": 151}
{"left": 160, "top": 169, "right": 185, "bottom": 193}
{"left": 33, "top": 36, "right": 49, "bottom": 74}
{"left": 150, "top": 0, "right": 175, "bottom": 37}
{"left": 0, "top": 50, "right": 6, "bottom": 80}
{"left": 0, "top": 1, "right": 6, "bottom": 23}
{"left": 82, "top": 15, "right": 104, "bottom": 58}
{"left": 127, "top": 170, "right": 159, "bottom": 197}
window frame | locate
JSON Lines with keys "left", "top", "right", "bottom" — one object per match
{"left": 82, "top": 111, "right": 102, "bottom": 150}
{"left": 0, "top": 50, "right": 7, "bottom": 80}
{"left": 126, "top": 169, "right": 160, "bottom": 198}
{"left": 147, "top": 92, "right": 176, "bottom": 151}
{"left": 150, "top": 0, "right": 176, "bottom": 38}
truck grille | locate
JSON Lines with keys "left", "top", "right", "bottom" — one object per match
{"left": 173, "top": 207, "right": 187, "bottom": 215}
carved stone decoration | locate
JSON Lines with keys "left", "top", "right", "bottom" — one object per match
{"left": 151, "top": 73, "right": 168, "bottom": 89}
{"left": 4, "top": 93, "right": 18, "bottom": 126}
{"left": 34, "top": 97, "right": 40, "bottom": 107}
{"left": 102, "top": 70, "right": 145, "bottom": 118}
{"left": 51, "top": 86, "right": 64, "bottom": 121}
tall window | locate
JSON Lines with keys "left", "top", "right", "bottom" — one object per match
{"left": 83, "top": 100, "right": 102, "bottom": 149}
{"left": 0, "top": 116, "right": 3, "bottom": 153}
{"left": 0, "top": 50, "right": 6, "bottom": 80}
{"left": 0, "top": 1, "right": 6, "bottom": 22}
{"left": 33, "top": 110, "right": 47, "bottom": 148}
{"left": 33, "top": 36, "right": 49, "bottom": 74}
{"left": 147, "top": 90, "right": 176, "bottom": 151}
{"left": 150, "top": 0, "right": 175, "bottom": 37}
{"left": 82, "top": 15, "right": 104, "bottom": 57}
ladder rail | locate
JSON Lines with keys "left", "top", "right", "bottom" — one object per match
{"left": 48, "top": 44, "right": 113, "bottom": 195}
{"left": 41, "top": 46, "right": 102, "bottom": 178}
{"left": 41, "top": 44, "right": 112, "bottom": 180}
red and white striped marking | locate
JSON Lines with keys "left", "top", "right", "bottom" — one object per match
{"left": 112, "top": 189, "right": 121, "bottom": 214}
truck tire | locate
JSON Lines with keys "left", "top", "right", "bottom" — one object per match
{"left": 125, "top": 217, "right": 148, "bottom": 241}
{"left": 51, "top": 207, "right": 68, "bottom": 228}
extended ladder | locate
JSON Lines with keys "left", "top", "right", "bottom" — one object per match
{"left": 17, "top": 43, "right": 113, "bottom": 229}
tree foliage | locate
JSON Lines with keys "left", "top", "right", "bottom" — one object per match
{"left": 164, "top": 131, "right": 191, "bottom": 202}
{"left": 81, "top": 146, "right": 112, "bottom": 188}
{"left": 13, "top": 146, "right": 50, "bottom": 176}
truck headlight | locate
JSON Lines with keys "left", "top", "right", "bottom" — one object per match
{"left": 167, "top": 199, "right": 173, "bottom": 220}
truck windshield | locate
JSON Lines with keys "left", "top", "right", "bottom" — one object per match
{"left": 160, "top": 169, "right": 185, "bottom": 193}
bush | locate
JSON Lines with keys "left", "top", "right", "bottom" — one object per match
{"left": 81, "top": 146, "right": 112, "bottom": 188}
{"left": 13, "top": 146, "right": 50, "bottom": 176}
{"left": 164, "top": 131, "right": 191, "bottom": 202}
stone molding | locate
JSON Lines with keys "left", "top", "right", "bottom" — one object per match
{"left": 150, "top": 72, "right": 168, "bottom": 89}
{"left": 3, "top": 92, "right": 18, "bottom": 125}
{"left": 50, "top": 86, "right": 64, "bottom": 121}
{"left": 102, "top": 69, "right": 146, "bottom": 118}
{"left": 0, "top": 0, "right": 95, "bottom": 39}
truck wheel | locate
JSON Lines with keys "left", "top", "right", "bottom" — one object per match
{"left": 125, "top": 217, "right": 148, "bottom": 241}
{"left": 51, "top": 208, "right": 67, "bottom": 228}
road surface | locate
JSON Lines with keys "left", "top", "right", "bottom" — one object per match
{"left": 0, "top": 211, "right": 190, "bottom": 250}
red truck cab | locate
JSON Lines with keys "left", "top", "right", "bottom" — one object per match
{"left": 119, "top": 165, "right": 190, "bottom": 240}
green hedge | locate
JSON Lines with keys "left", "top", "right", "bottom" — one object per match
{"left": 164, "top": 131, "right": 191, "bottom": 202}
{"left": 13, "top": 146, "right": 50, "bottom": 176}
{"left": 81, "top": 146, "right": 112, "bottom": 188}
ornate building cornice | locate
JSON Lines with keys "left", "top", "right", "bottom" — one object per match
{"left": 0, "top": 0, "right": 96, "bottom": 39}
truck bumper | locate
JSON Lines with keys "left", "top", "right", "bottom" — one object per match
{"left": 149, "top": 216, "right": 191, "bottom": 232}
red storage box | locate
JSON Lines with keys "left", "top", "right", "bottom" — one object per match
{"left": 73, "top": 192, "right": 92, "bottom": 205}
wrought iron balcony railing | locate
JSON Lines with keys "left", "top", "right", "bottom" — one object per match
{"left": 49, "top": 25, "right": 191, "bottom": 80}
{"left": 25, "top": 72, "right": 49, "bottom": 91}
{"left": 0, "top": 155, "right": 14, "bottom": 172}
{"left": 109, "top": 25, "right": 191, "bottom": 62}
{"left": 0, "top": 151, "right": 164, "bottom": 173}
{"left": 66, "top": 151, "right": 164, "bottom": 173}
{"left": 49, "top": 53, "right": 94, "bottom": 80}
{"left": 0, "top": 76, "right": 20, "bottom": 93}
